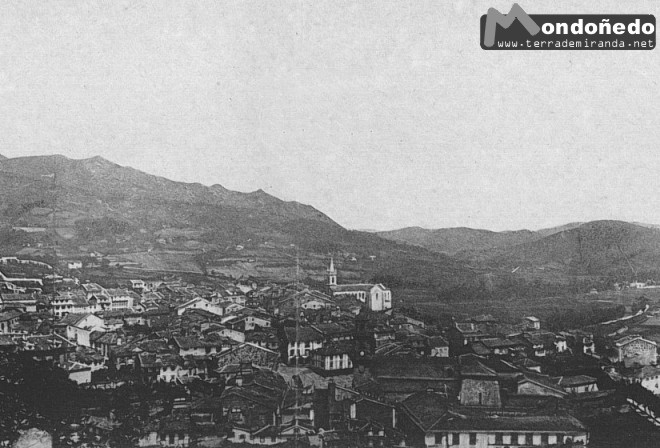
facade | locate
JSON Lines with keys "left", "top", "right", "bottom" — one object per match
{"left": 612, "top": 335, "right": 657, "bottom": 366}
{"left": 176, "top": 297, "right": 224, "bottom": 316}
{"left": 283, "top": 326, "right": 323, "bottom": 364}
{"left": 311, "top": 343, "right": 353, "bottom": 373}
{"left": 619, "top": 365, "right": 660, "bottom": 394}
{"left": 398, "top": 391, "right": 589, "bottom": 448}
{"left": 63, "top": 313, "right": 106, "bottom": 347}
{"left": 330, "top": 283, "right": 392, "bottom": 312}
{"left": 326, "top": 259, "right": 392, "bottom": 311}
{"left": 0, "top": 310, "right": 20, "bottom": 334}
{"left": 556, "top": 375, "right": 599, "bottom": 394}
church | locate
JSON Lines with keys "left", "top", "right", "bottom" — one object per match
{"left": 326, "top": 258, "right": 392, "bottom": 312}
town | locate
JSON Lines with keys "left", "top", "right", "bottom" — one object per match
{"left": 2, "top": 254, "right": 660, "bottom": 448}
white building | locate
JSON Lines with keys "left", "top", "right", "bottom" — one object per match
{"left": 327, "top": 258, "right": 391, "bottom": 311}
{"left": 176, "top": 297, "right": 224, "bottom": 316}
{"left": 63, "top": 313, "right": 105, "bottom": 347}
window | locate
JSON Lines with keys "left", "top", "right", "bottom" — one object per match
{"left": 450, "top": 433, "right": 459, "bottom": 445}
{"left": 511, "top": 433, "right": 518, "bottom": 444}
{"left": 541, "top": 434, "right": 549, "bottom": 444}
{"left": 469, "top": 433, "right": 477, "bottom": 445}
{"left": 271, "top": 437, "right": 277, "bottom": 442}
{"left": 495, "top": 433, "right": 503, "bottom": 444}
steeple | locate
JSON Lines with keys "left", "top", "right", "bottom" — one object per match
{"left": 327, "top": 256, "right": 337, "bottom": 286}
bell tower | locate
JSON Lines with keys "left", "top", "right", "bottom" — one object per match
{"left": 327, "top": 256, "right": 337, "bottom": 287}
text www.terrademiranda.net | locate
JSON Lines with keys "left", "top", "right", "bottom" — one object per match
{"left": 497, "top": 38, "right": 655, "bottom": 48}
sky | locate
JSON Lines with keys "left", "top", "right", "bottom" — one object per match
{"left": 0, "top": 0, "right": 658, "bottom": 232}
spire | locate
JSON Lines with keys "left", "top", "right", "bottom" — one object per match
{"left": 327, "top": 256, "right": 337, "bottom": 286}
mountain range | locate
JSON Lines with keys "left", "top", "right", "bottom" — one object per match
{"left": 0, "top": 154, "right": 468, "bottom": 286}
{"left": 0, "top": 153, "right": 659, "bottom": 292}
{"left": 377, "top": 221, "right": 660, "bottom": 281}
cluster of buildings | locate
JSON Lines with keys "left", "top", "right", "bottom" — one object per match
{"left": 3, "top": 257, "right": 660, "bottom": 446}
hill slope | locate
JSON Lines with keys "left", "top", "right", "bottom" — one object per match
{"left": 0, "top": 154, "right": 472, "bottom": 286}
{"left": 376, "top": 226, "right": 539, "bottom": 256}
{"left": 483, "top": 220, "right": 660, "bottom": 280}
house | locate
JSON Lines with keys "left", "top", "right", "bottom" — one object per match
{"left": 0, "top": 335, "right": 17, "bottom": 352}
{"left": 130, "top": 279, "right": 146, "bottom": 292}
{"left": 459, "top": 366, "right": 502, "bottom": 408}
{"left": 0, "top": 310, "right": 21, "bottom": 334}
{"left": 279, "top": 420, "right": 316, "bottom": 439}
{"left": 428, "top": 336, "right": 449, "bottom": 357}
{"left": 138, "top": 353, "right": 188, "bottom": 383}
{"left": 471, "top": 337, "right": 518, "bottom": 356}
{"left": 245, "top": 330, "right": 280, "bottom": 352}
{"left": 283, "top": 326, "right": 324, "bottom": 364}
{"left": 139, "top": 413, "right": 190, "bottom": 447}
{"left": 64, "top": 361, "right": 92, "bottom": 384}
{"left": 617, "top": 365, "right": 660, "bottom": 394}
{"left": 397, "top": 390, "right": 589, "bottom": 448}
{"left": 611, "top": 335, "right": 657, "bottom": 367}
{"left": 176, "top": 297, "right": 224, "bottom": 317}
{"left": 556, "top": 375, "right": 599, "bottom": 394}
{"left": 311, "top": 343, "right": 353, "bottom": 373}
{"left": 0, "top": 293, "right": 37, "bottom": 313}
{"left": 105, "top": 288, "right": 139, "bottom": 310}
{"left": 373, "top": 325, "right": 396, "bottom": 348}
{"left": 368, "top": 356, "right": 460, "bottom": 400}
{"left": 241, "top": 311, "right": 272, "bottom": 331}
{"left": 516, "top": 372, "right": 568, "bottom": 398}
{"left": 516, "top": 331, "right": 557, "bottom": 358}
{"left": 215, "top": 342, "right": 280, "bottom": 372}
{"left": 524, "top": 316, "right": 541, "bottom": 330}
{"left": 172, "top": 335, "right": 229, "bottom": 357}
{"left": 227, "top": 425, "right": 286, "bottom": 445}
{"left": 220, "top": 370, "right": 290, "bottom": 429}
{"left": 448, "top": 323, "right": 493, "bottom": 356}
{"left": 67, "top": 261, "right": 83, "bottom": 270}
{"left": 555, "top": 333, "right": 568, "bottom": 353}
{"left": 62, "top": 313, "right": 105, "bottom": 347}
{"left": 311, "top": 322, "right": 354, "bottom": 343}
{"left": 275, "top": 289, "right": 336, "bottom": 316}
{"left": 51, "top": 290, "right": 92, "bottom": 317}
{"left": 513, "top": 357, "right": 542, "bottom": 373}
{"left": 91, "top": 331, "right": 125, "bottom": 357}
{"left": 563, "top": 330, "right": 595, "bottom": 356}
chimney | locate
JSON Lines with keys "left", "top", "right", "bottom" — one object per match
{"left": 328, "top": 378, "right": 336, "bottom": 401}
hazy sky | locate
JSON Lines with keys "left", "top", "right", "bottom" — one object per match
{"left": 0, "top": 0, "right": 658, "bottom": 231}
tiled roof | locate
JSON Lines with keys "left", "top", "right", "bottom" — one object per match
{"left": 59, "top": 313, "right": 92, "bottom": 327}
{"left": 401, "top": 390, "right": 451, "bottom": 431}
{"left": 372, "top": 356, "right": 456, "bottom": 379}
{"left": 0, "top": 310, "right": 21, "bottom": 322}
{"left": 284, "top": 326, "right": 323, "bottom": 343}
{"left": 556, "top": 375, "right": 597, "bottom": 387}
{"left": 436, "top": 414, "right": 586, "bottom": 432}
{"left": 330, "top": 283, "right": 388, "bottom": 293}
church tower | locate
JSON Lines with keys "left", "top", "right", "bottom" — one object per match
{"left": 327, "top": 256, "right": 337, "bottom": 287}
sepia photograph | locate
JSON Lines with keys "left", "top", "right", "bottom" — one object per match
{"left": 0, "top": 0, "right": 658, "bottom": 447}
